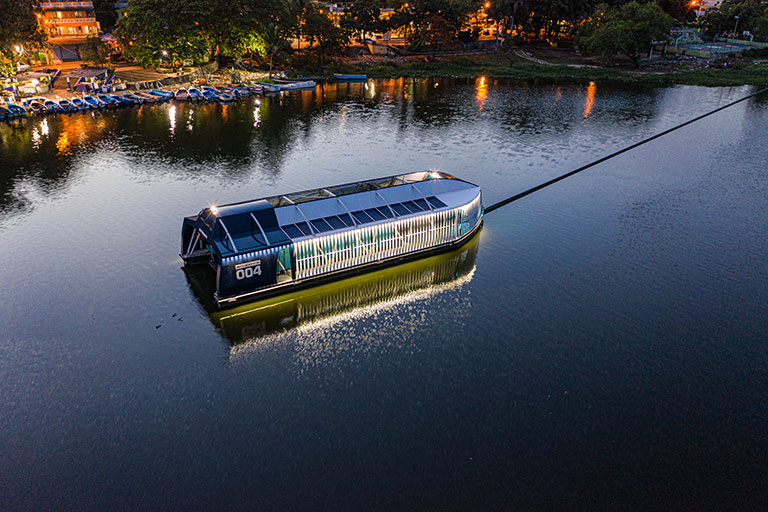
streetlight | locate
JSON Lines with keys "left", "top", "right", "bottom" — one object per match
{"left": 733, "top": 15, "right": 740, "bottom": 37}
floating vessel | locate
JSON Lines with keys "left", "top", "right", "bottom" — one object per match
{"left": 181, "top": 171, "right": 483, "bottom": 307}
{"left": 194, "top": 232, "right": 480, "bottom": 344}
{"left": 70, "top": 97, "right": 88, "bottom": 110}
{"left": 334, "top": 73, "right": 367, "bottom": 81}
{"left": 275, "top": 80, "right": 316, "bottom": 90}
{"left": 147, "top": 89, "right": 173, "bottom": 101}
{"left": 6, "top": 103, "right": 28, "bottom": 117}
{"left": 255, "top": 82, "right": 281, "bottom": 93}
{"left": 97, "top": 93, "right": 118, "bottom": 107}
{"left": 44, "top": 99, "right": 64, "bottom": 113}
{"left": 135, "top": 91, "right": 161, "bottom": 103}
{"left": 57, "top": 98, "right": 76, "bottom": 112}
{"left": 82, "top": 94, "right": 104, "bottom": 108}
{"left": 27, "top": 99, "right": 47, "bottom": 115}
{"left": 121, "top": 92, "right": 143, "bottom": 104}
{"left": 174, "top": 88, "right": 190, "bottom": 101}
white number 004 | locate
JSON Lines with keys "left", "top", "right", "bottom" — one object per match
{"left": 235, "top": 266, "right": 261, "bottom": 280}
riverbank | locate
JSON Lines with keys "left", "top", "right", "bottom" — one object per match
{"left": 292, "top": 53, "right": 768, "bottom": 87}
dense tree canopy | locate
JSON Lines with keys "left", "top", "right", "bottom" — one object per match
{"left": 83, "top": 35, "right": 110, "bottom": 66}
{"left": 577, "top": 1, "right": 673, "bottom": 64}
{"left": 261, "top": 22, "right": 290, "bottom": 77}
{"left": 115, "top": 0, "right": 276, "bottom": 67}
{"left": 73, "top": 0, "right": 765, "bottom": 71}
{"left": 342, "top": 0, "right": 386, "bottom": 40}
{"left": 701, "top": 0, "right": 768, "bottom": 38}
{"left": 0, "top": 0, "right": 45, "bottom": 75}
{"left": 303, "top": 6, "right": 350, "bottom": 63}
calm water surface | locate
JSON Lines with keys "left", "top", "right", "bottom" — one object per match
{"left": 1, "top": 79, "right": 766, "bottom": 510}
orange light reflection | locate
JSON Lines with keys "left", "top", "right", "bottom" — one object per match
{"left": 583, "top": 81, "right": 596, "bottom": 119}
{"left": 476, "top": 77, "right": 487, "bottom": 111}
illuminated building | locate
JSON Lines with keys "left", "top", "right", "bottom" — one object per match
{"left": 38, "top": 1, "right": 101, "bottom": 62}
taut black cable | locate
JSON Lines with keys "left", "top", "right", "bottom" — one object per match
{"left": 484, "top": 87, "right": 768, "bottom": 215}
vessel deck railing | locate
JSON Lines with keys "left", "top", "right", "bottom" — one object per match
{"left": 293, "top": 193, "right": 481, "bottom": 280}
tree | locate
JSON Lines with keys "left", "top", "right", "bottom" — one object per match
{"left": 83, "top": 36, "right": 110, "bottom": 66}
{"left": 655, "top": 0, "right": 696, "bottom": 22}
{"left": 115, "top": 0, "right": 212, "bottom": 67}
{"left": 402, "top": 0, "right": 477, "bottom": 50}
{"left": 92, "top": 0, "right": 119, "bottom": 33}
{"left": 261, "top": 22, "right": 290, "bottom": 77}
{"left": 303, "top": 7, "right": 349, "bottom": 65}
{"left": 197, "top": 0, "right": 274, "bottom": 62}
{"left": 425, "top": 14, "right": 454, "bottom": 57}
{"left": 343, "top": 0, "right": 384, "bottom": 40}
{"left": 292, "top": 0, "right": 311, "bottom": 52}
{"left": 115, "top": 0, "right": 276, "bottom": 67}
{"left": 488, "top": 0, "right": 527, "bottom": 47}
{"left": 387, "top": 7, "right": 417, "bottom": 49}
{"left": 577, "top": 2, "right": 672, "bottom": 66}
{"left": 701, "top": 0, "right": 768, "bottom": 38}
{"left": 0, "top": 0, "right": 45, "bottom": 75}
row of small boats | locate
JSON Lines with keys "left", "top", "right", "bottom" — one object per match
{"left": 0, "top": 83, "right": 266, "bottom": 120}
{"left": 0, "top": 76, "right": 367, "bottom": 120}
{"left": 0, "top": 89, "right": 173, "bottom": 118}
{"left": 173, "top": 84, "right": 263, "bottom": 102}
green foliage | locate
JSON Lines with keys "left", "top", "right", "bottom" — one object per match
{"left": 115, "top": 0, "right": 276, "bottom": 67}
{"left": 115, "top": 0, "right": 210, "bottom": 67}
{"left": 343, "top": 0, "right": 385, "bottom": 39}
{"left": 261, "top": 22, "right": 291, "bottom": 77}
{"left": 0, "top": 0, "right": 45, "bottom": 75}
{"left": 93, "top": 0, "right": 119, "bottom": 33}
{"left": 578, "top": 2, "right": 672, "bottom": 65}
{"left": 325, "top": 54, "right": 768, "bottom": 86}
{"left": 83, "top": 36, "right": 110, "bottom": 66}
{"left": 401, "top": 0, "right": 477, "bottom": 48}
{"left": 291, "top": 0, "right": 312, "bottom": 51}
{"left": 701, "top": 0, "right": 768, "bottom": 38}
{"left": 303, "top": 7, "right": 350, "bottom": 65}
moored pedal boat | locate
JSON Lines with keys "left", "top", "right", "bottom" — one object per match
{"left": 28, "top": 100, "right": 47, "bottom": 115}
{"left": 181, "top": 171, "right": 483, "bottom": 308}
{"left": 135, "top": 91, "right": 160, "bottom": 103}
{"left": 44, "top": 99, "right": 64, "bottom": 113}
{"left": 6, "top": 103, "right": 28, "bottom": 116}
{"left": 334, "top": 73, "right": 367, "bottom": 80}
{"left": 70, "top": 97, "right": 89, "bottom": 110}
{"left": 57, "top": 98, "right": 76, "bottom": 112}
{"left": 121, "top": 92, "right": 143, "bottom": 104}
{"left": 82, "top": 94, "right": 103, "bottom": 108}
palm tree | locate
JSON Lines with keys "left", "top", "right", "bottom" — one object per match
{"left": 262, "top": 22, "right": 285, "bottom": 78}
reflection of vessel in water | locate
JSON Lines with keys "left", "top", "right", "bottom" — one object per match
{"left": 189, "top": 231, "right": 480, "bottom": 344}
{"left": 181, "top": 171, "right": 483, "bottom": 308}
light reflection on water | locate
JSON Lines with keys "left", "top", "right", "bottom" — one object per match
{"left": 206, "top": 232, "right": 479, "bottom": 364}
{"left": 0, "top": 79, "right": 766, "bottom": 510}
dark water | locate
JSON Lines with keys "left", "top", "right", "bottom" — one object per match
{"left": 1, "top": 78, "right": 766, "bottom": 510}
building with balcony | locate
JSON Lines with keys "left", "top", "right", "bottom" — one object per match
{"left": 38, "top": 1, "right": 101, "bottom": 62}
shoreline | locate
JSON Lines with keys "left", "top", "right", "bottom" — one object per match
{"left": 290, "top": 53, "right": 768, "bottom": 88}
{"left": 3, "top": 57, "right": 766, "bottom": 121}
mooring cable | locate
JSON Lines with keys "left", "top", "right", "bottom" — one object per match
{"left": 484, "top": 86, "right": 768, "bottom": 215}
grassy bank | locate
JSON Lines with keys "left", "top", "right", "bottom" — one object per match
{"left": 293, "top": 54, "right": 768, "bottom": 87}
